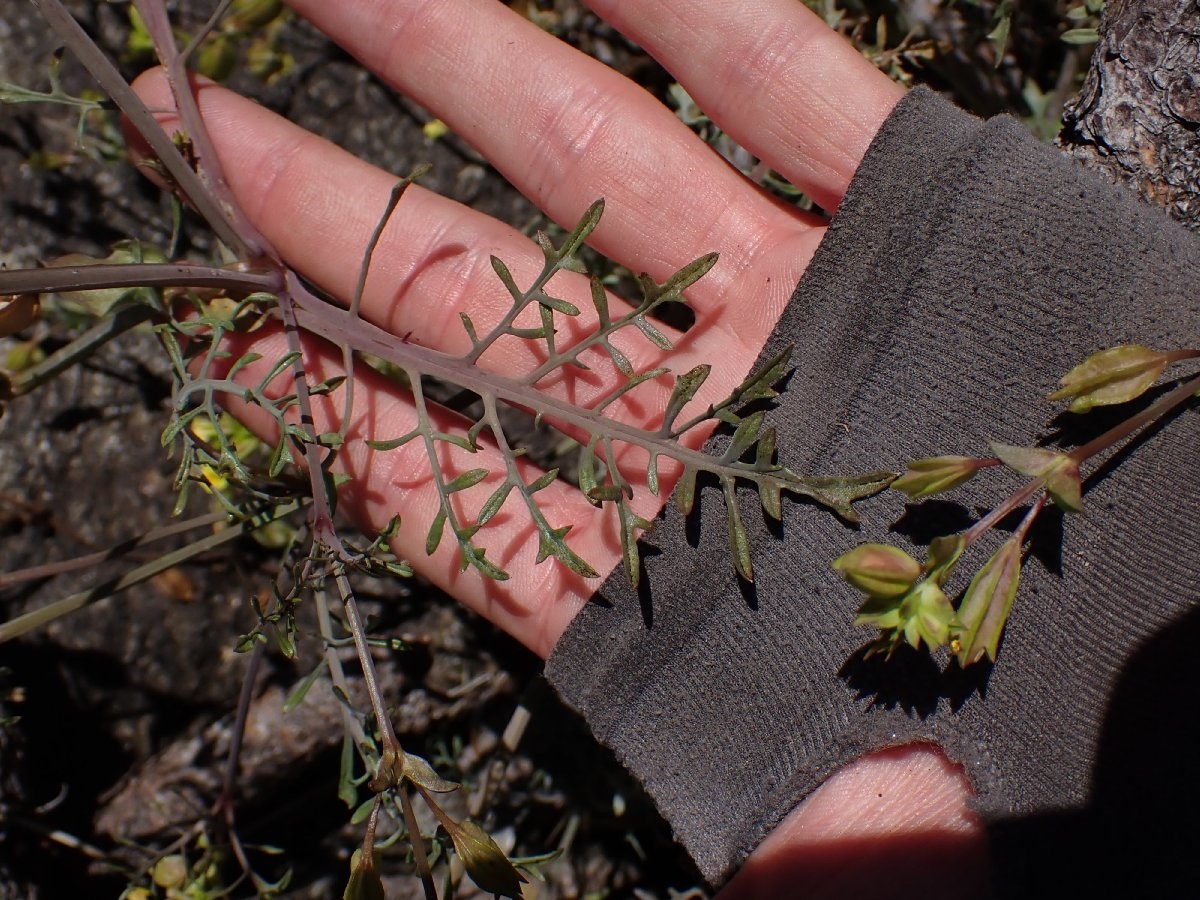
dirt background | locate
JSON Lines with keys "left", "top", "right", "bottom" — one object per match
{"left": 0, "top": 1, "right": 1079, "bottom": 897}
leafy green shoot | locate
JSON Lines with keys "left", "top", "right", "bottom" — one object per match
{"left": 836, "top": 342, "right": 1200, "bottom": 666}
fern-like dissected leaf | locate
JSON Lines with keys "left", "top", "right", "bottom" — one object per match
{"left": 290, "top": 203, "right": 890, "bottom": 586}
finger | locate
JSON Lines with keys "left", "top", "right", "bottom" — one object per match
{"left": 586, "top": 0, "right": 905, "bottom": 212}
{"left": 130, "top": 74, "right": 770, "bottom": 442}
{"left": 211, "top": 323, "right": 628, "bottom": 659}
{"left": 719, "top": 745, "right": 990, "bottom": 899}
{"left": 282, "top": 0, "right": 823, "bottom": 336}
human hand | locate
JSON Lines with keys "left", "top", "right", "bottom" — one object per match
{"left": 134, "top": 0, "right": 987, "bottom": 895}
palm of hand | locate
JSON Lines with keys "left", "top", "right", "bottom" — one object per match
{"left": 135, "top": 2, "right": 985, "bottom": 896}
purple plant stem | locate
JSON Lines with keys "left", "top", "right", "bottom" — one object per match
{"left": 31, "top": 0, "right": 252, "bottom": 258}
{"left": 132, "top": 0, "right": 272, "bottom": 260}
{"left": 0, "top": 262, "right": 279, "bottom": 296}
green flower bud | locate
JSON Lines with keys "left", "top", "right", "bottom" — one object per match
{"left": 246, "top": 40, "right": 294, "bottom": 82}
{"left": 1048, "top": 344, "right": 1170, "bottom": 413}
{"left": 953, "top": 536, "right": 1023, "bottom": 665}
{"left": 150, "top": 855, "right": 187, "bottom": 889}
{"left": 5, "top": 341, "right": 45, "bottom": 372}
{"left": 343, "top": 849, "right": 385, "bottom": 900}
{"left": 833, "top": 544, "right": 922, "bottom": 600}
{"left": 1044, "top": 459, "right": 1082, "bottom": 513}
{"left": 892, "top": 455, "right": 985, "bottom": 500}
{"left": 444, "top": 819, "right": 527, "bottom": 898}
{"left": 901, "top": 581, "right": 954, "bottom": 650}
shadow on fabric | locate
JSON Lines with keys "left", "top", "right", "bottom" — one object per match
{"left": 987, "top": 601, "right": 1200, "bottom": 896}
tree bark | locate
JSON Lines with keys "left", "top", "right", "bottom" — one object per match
{"left": 1059, "top": 0, "right": 1200, "bottom": 230}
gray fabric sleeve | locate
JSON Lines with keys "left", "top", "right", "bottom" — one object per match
{"left": 545, "top": 87, "right": 1200, "bottom": 893}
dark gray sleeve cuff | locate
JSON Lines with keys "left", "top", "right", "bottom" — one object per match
{"left": 547, "top": 87, "right": 1200, "bottom": 891}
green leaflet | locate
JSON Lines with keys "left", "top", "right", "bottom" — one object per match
{"left": 618, "top": 499, "right": 653, "bottom": 588}
{"left": 1049, "top": 344, "right": 1170, "bottom": 412}
{"left": 662, "top": 364, "right": 711, "bottom": 433}
{"left": 722, "top": 477, "right": 753, "bottom": 582}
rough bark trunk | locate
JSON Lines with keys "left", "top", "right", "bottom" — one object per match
{"left": 1058, "top": 0, "right": 1200, "bottom": 230}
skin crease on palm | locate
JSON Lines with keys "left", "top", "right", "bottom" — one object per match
{"left": 129, "top": 0, "right": 992, "bottom": 895}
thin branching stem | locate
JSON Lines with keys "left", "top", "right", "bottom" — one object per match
{"left": 399, "top": 789, "right": 438, "bottom": 900}
{"left": 290, "top": 295, "right": 820, "bottom": 496}
{"left": 313, "top": 583, "right": 374, "bottom": 753}
{"left": 0, "top": 261, "right": 279, "bottom": 297}
{"left": 960, "top": 370, "right": 1200, "bottom": 550}
{"left": 31, "top": 0, "right": 253, "bottom": 258}
{"left": 4, "top": 814, "right": 108, "bottom": 861}
{"left": 133, "top": 0, "right": 271, "bottom": 259}
{"left": 360, "top": 793, "right": 382, "bottom": 859}
{"left": 179, "top": 0, "right": 236, "bottom": 63}
{"left": 1014, "top": 492, "right": 1047, "bottom": 544}
{"left": 481, "top": 394, "right": 598, "bottom": 576}
{"left": 0, "top": 500, "right": 301, "bottom": 642}
{"left": 0, "top": 509, "right": 228, "bottom": 589}
{"left": 935, "top": 368, "right": 1200, "bottom": 556}
{"left": 333, "top": 564, "right": 400, "bottom": 752}
{"left": 409, "top": 367, "right": 500, "bottom": 577}
{"left": 216, "top": 637, "right": 264, "bottom": 815}
{"left": 276, "top": 275, "right": 406, "bottom": 764}
{"left": 338, "top": 171, "right": 426, "bottom": 449}
{"left": 520, "top": 292, "right": 644, "bottom": 384}
{"left": 466, "top": 254, "right": 562, "bottom": 365}
{"left": 11, "top": 306, "right": 156, "bottom": 395}
{"left": 960, "top": 478, "right": 1047, "bottom": 549}
{"left": 215, "top": 638, "right": 265, "bottom": 886}
{"left": 276, "top": 276, "right": 348, "bottom": 546}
